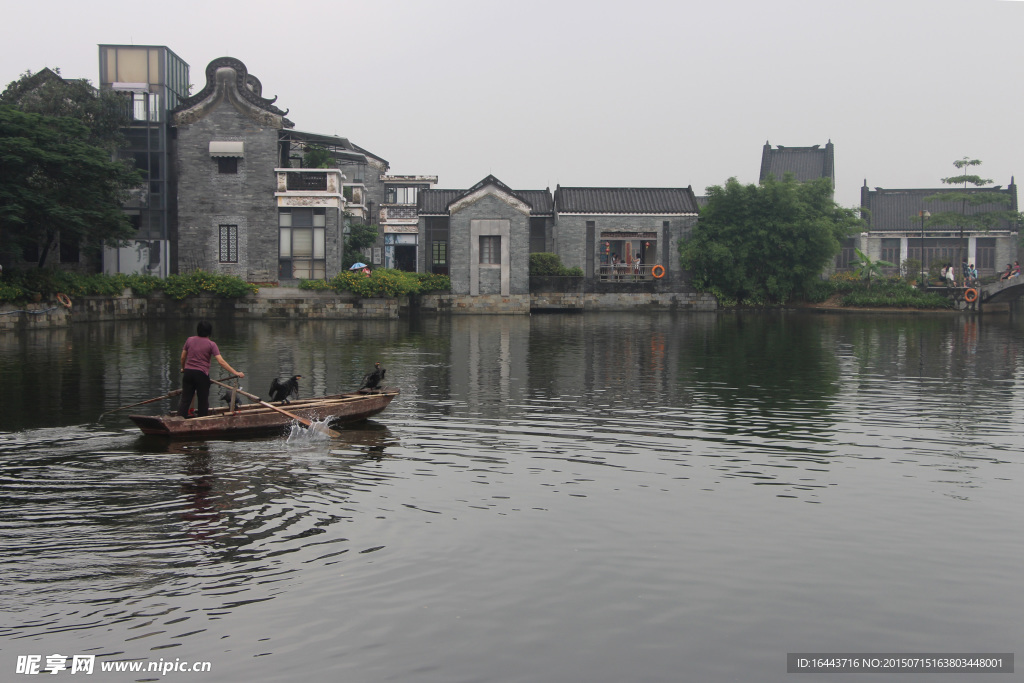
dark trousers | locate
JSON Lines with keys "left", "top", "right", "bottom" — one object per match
{"left": 178, "top": 370, "right": 211, "bottom": 417}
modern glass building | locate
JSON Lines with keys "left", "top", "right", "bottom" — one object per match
{"left": 98, "top": 45, "right": 189, "bottom": 277}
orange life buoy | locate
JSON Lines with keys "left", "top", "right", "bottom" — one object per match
{"left": 651, "top": 264, "right": 665, "bottom": 279}
{"left": 964, "top": 288, "right": 978, "bottom": 303}
{"left": 56, "top": 292, "right": 72, "bottom": 309}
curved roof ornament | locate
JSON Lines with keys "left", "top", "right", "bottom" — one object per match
{"left": 172, "top": 57, "right": 292, "bottom": 127}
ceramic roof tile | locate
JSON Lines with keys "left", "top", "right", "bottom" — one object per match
{"left": 554, "top": 187, "right": 699, "bottom": 214}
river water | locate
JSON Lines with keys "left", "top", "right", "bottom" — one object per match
{"left": 0, "top": 312, "right": 1021, "bottom": 682}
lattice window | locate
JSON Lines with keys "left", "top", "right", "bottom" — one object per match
{"left": 219, "top": 224, "right": 238, "bottom": 263}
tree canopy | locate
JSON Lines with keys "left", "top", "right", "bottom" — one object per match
{"left": 680, "top": 175, "right": 861, "bottom": 305}
{"left": 0, "top": 105, "right": 141, "bottom": 266}
{"left": 301, "top": 144, "right": 335, "bottom": 169}
{"left": 923, "top": 157, "right": 1020, "bottom": 256}
{"left": 0, "top": 68, "right": 131, "bottom": 152}
{"left": 342, "top": 218, "right": 378, "bottom": 269}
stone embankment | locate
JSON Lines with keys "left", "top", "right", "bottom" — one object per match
{"left": 1, "top": 287, "right": 718, "bottom": 331}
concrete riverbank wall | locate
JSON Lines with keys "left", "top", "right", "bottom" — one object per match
{"left": 0, "top": 287, "right": 717, "bottom": 331}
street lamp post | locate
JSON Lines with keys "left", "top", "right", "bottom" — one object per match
{"left": 919, "top": 210, "right": 930, "bottom": 288}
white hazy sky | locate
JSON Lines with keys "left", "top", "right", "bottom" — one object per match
{"left": 2, "top": 0, "right": 1022, "bottom": 209}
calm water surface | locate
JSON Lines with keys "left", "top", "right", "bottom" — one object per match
{"left": 0, "top": 312, "right": 1021, "bottom": 682}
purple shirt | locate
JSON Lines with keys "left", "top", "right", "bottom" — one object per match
{"left": 182, "top": 336, "right": 221, "bottom": 374}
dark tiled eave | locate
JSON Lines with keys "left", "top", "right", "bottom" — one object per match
{"left": 418, "top": 187, "right": 554, "bottom": 216}
{"left": 554, "top": 187, "right": 699, "bottom": 215}
{"left": 862, "top": 185, "right": 1018, "bottom": 231}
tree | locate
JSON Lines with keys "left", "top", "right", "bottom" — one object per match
{"left": 680, "top": 174, "right": 861, "bottom": 304}
{"left": 301, "top": 144, "right": 334, "bottom": 169}
{"left": 850, "top": 248, "right": 894, "bottom": 289}
{"left": 924, "top": 158, "right": 1020, "bottom": 275}
{"left": 1, "top": 68, "right": 132, "bottom": 152}
{"left": 0, "top": 106, "right": 142, "bottom": 267}
{"left": 342, "top": 218, "right": 378, "bottom": 269}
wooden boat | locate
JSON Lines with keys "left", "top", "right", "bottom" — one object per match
{"left": 129, "top": 389, "right": 399, "bottom": 438}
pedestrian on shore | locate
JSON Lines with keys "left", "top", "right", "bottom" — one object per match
{"left": 945, "top": 263, "right": 955, "bottom": 287}
{"left": 178, "top": 321, "right": 244, "bottom": 418}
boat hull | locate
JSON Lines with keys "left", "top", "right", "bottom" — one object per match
{"left": 129, "top": 390, "right": 398, "bottom": 438}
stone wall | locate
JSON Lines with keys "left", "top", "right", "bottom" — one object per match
{"left": 175, "top": 106, "right": 281, "bottom": 282}
{"left": 2, "top": 287, "right": 718, "bottom": 331}
{"left": 449, "top": 194, "right": 531, "bottom": 296}
{"left": 0, "top": 289, "right": 400, "bottom": 330}
{"left": 416, "top": 294, "right": 531, "bottom": 315}
{"left": 554, "top": 214, "right": 696, "bottom": 286}
{"left": 529, "top": 291, "right": 717, "bottom": 312}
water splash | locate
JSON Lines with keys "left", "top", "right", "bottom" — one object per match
{"left": 285, "top": 417, "right": 334, "bottom": 445}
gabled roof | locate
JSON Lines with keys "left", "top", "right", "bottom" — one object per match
{"left": 511, "top": 190, "right": 553, "bottom": 215}
{"left": 554, "top": 187, "right": 699, "bottom": 215}
{"left": 861, "top": 180, "right": 1018, "bottom": 231}
{"left": 418, "top": 175, "right": 553, "bottom": 216}
{"left": 759, "top": 141, "right": 834, "bottom": 185}
{"left": 419, "top": 190, "right": 464, "bottom": 215}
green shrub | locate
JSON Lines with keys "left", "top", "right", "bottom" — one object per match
{"left": 415, "top": 272, "right": 451, "bottom": 292}
{"left": 301, "top": 270, "right": 450, "bottom": 297}
{"left": 803, "top": 279, "right": 839, "bottom": 303}
{"left": 162, "top": 271, "right": 258, "bottom": 300}
{"left": 529, "top": 253, "right": 581, "bottom": 277}
{"left": 840, "top": 290, "right": 953, "bottom": 309}
{"left": 0, "top": 269, "right": 256, "bottom": 303}
{"left": 298, "top": 279, "right": 333, "bottom": 291}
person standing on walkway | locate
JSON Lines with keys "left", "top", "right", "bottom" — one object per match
{"left": 178, "top": 321, "right": 244, "bottom": 418}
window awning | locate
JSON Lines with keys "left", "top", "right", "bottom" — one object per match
{"left": 209, "top": 141, "right": 244, "bottom": 157}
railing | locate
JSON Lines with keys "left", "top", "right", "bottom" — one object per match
{"left": 381, "top": 205, "right": 418, "bottom": 221}
{"left": 599, "top": 264, "right": 652, "bottom": 281}
{"left": 287, "top": 172, "right": 327, "bottom": 191}
{"left": 276, "top": 169, "right": 344, "bottom": 195}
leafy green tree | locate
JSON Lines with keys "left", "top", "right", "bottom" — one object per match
{"left": 302, "top": 144, "right": 334, "bottom": 169}
{"left": 342, "top": 219, "right": 378, "bottom": 269}
{"left": 850, "top": 248, "right": 894, "bottom": 289}
{"left": 924, "top": 157, "right": 1021, "bottom": 269}
{"left": 1, "top": 68, "right": 131, "bottom": 152}
{"left": 680, "top": 174, "right": 861, "bottom": 304}
{"left": 0, "top": 106, "right": 141, "bottom": 267}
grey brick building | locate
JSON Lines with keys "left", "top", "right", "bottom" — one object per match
{"left": 170, "top": 56, "right": 415, "bottom": 284}
{"left": 172, "top": 57, "right": 298, "bottom": 282}
{"left": 859, "top": 180, "right": 1019, "bottom": 279}
{"left": 759, "top": 140, "right": 835, "bottom": 188}
{"left": 553, "top": 186, "right": 699, "bottom": 286}
{"left": 419, "top": 177, "right": 698, "bottom": 295}
{"left": 419, "top": 176, "right": 544, "bottom": 296}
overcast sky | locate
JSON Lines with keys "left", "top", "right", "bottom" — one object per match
{"left": 2, "top": 0, "right": 1022, "bottom": 208}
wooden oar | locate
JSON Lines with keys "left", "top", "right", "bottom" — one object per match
{"left": 210, "top": 379, "right": 341, "bottom": 438}
{"left": 99, "top": 389, "right": 183, "bottom": 419}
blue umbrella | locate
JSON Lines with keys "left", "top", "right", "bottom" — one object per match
{"left": 349, "top": 262, "right": 368, "bottom": 270}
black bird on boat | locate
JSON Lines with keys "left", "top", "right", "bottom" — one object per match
{"left": 359, "top": 362, "right": 385, "bottom": 392}
{"left": 269, "top": 375, "right": 301, "bottom": 403}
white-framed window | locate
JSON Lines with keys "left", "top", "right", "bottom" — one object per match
{"left": 279, "top": 208, "right": 326, "bottom": 279}
{"left": 385, "top": 186, "right": 419, "bottom": 204}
